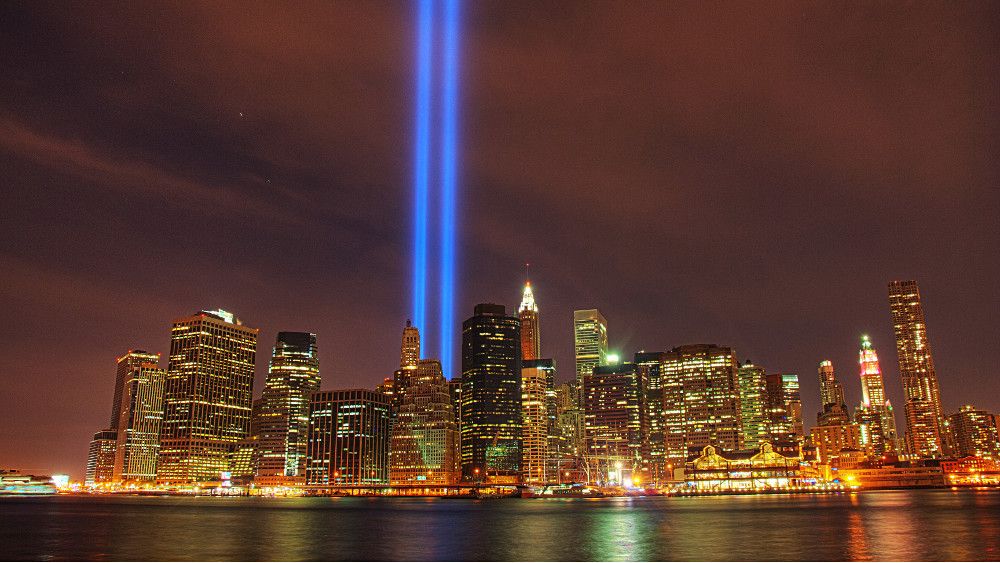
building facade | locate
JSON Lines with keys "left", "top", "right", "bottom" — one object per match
{"left": 389, "top": 359, "right": 460, "bottom": 485}
{"left": 460, "top": 304, "right": 522, "bottom": 483}
{"left": 948, "top": 405, "right": 1000, "bottom": 460}
{"left": 810, "top": 423, "right": 863, "bottom": 465}
{"left": 583, "top": 362, "right": 646, "bottom": 485}
{"left": 254, "top": 332, "right": 321, "bottom": 486}
{"left": 157, "top": 310, "right": 258, "bottom": 484}
{"left": 112, "top": 352, "right": 166, "bottom": 482}
{"left": 521, "top": 358, "right": 554, "bottom": 484}
{"left": 573, "top": 309, "right": 608, "bottom": 391}
{"left": 817, "top": 360, "right": 850, "bottom": 426}
{"left": 306, "top": 389, "right": 391, "bottom": 486}
{"left": 888, "top": 280, "right": 946, "bottom": 458}
{"left": 737, "top": 361, "right": 768, "bottom": 449}
{"left": 85, "top": 429, "right": 118, "bottom": 487}
{"left": 635, "top": 352, "right": 667, "bottom": 482}
{"left": 855, "top": 335, "right": 898, "bottom": 456}
{"left": 765, "top": 373, "right": 803, "bottom": 444}
{"left": 518, "top": 280, "right": 540, "bottom": 361}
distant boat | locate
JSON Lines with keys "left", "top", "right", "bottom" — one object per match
{"left": 0, "top": 474, "right": 57, "bottom": 495}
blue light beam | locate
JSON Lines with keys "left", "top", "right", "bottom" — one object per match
{"left": 439, "top": 0, "right": 460, "bottom": 379}
{"left": 411, "top": 0, "right": 434, "bottom": 335}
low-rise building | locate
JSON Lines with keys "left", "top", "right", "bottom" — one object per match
{"left": 684, "top": 442, "right": 803, "bottom": 491}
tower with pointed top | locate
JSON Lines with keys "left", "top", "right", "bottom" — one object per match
{"left": 401, "top": 319, "right": 421, "bottom": 368}
{"left": 519, "top": 279, "right": 540, "bottom": 361}
{"left": 855, "top": 335, "right": 899, "bottom": 456}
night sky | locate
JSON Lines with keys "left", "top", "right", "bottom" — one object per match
{"left": 2, "top": 2, "right": 998, "bottom": 479}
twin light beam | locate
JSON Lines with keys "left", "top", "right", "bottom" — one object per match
{"left": 412, "top": 0, "right": 461, "bottom": 379}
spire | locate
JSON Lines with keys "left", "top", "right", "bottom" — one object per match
{"left": 519, "top": 263, "right": 537, "bottom": 313}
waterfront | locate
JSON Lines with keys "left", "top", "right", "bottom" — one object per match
{"left": 2, "top": 489, "right": 999, "bottom": 561}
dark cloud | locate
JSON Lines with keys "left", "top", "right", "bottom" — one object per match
{"left": 1, "top": 1, "right": 998, "bottom": 478}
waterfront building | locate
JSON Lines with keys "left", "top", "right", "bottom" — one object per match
{"left": 765, "top": 373, "right": 803, "bottom": 443}
{"left": 519, "top": 280, "right": 540, "bottom": 361}
{"left": 254, "top": 332, "right": 321, "bottom": 486}
{"left": 389, "top": 359, "right": 459, "bottom": 485}
{"left": 835, "top": 465, "right": 944, "bottom": 489}
{"left": 817, "top": 360, "right": 850, "bottom": 426}
{"left": 855, "top": 335, "right": 899, "bottom": 456}
{"left": 661, "top": 345, "right": 742, "bottom": 464}
{"left": 521, "top": 359, "right": 554, "bottom": 484}
{"left": 573, "top": 309, "right": 608, "bottom": 392}
{"left": 948, "top": 405, "right": 1000, "bottom": 460}
{"left": 85, "top": 429, "right": 118, "bottom": 486}
{"left": 460, "top": 304, "right": 522, "bottom": 483}
{"left": 635, "top": 352, "right": 667, "bottom": 482}
{"left": 685, "top": 443, "right": 802, "bottom": 491}
{"left": 157, "top": 310, "right": 258, "bottom": 484}
{"left": 111, "top": 350, "right": 160, "bottom": 433}
{"left": 940, "top": 456, "right": 1000, "bottom": 485}
{"left": 555, "top": 381, "right": 585, "bottom": 462}
{"left": 810, "top": 423, "right": 863, "bottom": 465}
{"left": 306, "top": 389, "right": 391, "bottom": 486}
{"left": 888, "top": 280, "right": 947, "bottom": 458}
{"left": 583, "top": 362, "right": 646, "bottom": 485}
{"left": 111, "top": 351, "right": 166, "bottom": 482}
{"left": 737, "top": 361, "right": 768, "bottom": 449}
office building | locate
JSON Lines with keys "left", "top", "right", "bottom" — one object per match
{"left": 765, "top": 373, "right": 803, "bottom": 444}
{"left": 888, "top": 280, "right": 946, "bottom": 458}
{"left": 583, "top": 361, "right": 646, "bottom": 485}
{"left": 521, "top": 359, "right": 554, "bottom": 484}
{"left": 460, "top": 304, "right": 522, "bottom": 483}
{"left": 306, "top": 389, "right": 391, "bottom": 486}
{"left": 112, "top": 351, "right": 166, "bottom": 482}
{"left": 635, "top": 352, "right": 667, "bottom": 482}
{"left": 519, "top": 280, "right": 540, "bottom": 361}
{"left": 737, "top": 361, "right": 768, "bottom": 449}
{"left": 111, "top": 350, "right": 160, "bottom": 433}
{"left": 855, "top": 335, "right": 898, "bottom": 456}
{"left": 948, "top": 405, "right": 1000, "bottom": 460}
{"left": 574, "top": 309, "right": 608, "bottom": 390}
{"left": 85, "top": 429, "right": 118, "bottom": 487}
{"left": 817, "top": 360, "right": 850, "bottom": 426}
{"left": 157, "top": 309, "right": 258, "bottom": 484}
{"left": 810, "top": 423, "right": 863, "bottom": 465}
{"left": 389, "top": 359, "right": 460, "bottom": 485}
{"left": 254, "top": 332, "right": 321, "bottom": 486}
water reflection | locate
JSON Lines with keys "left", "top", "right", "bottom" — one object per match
{"left": 1, "top": 490, "right": 999, "bottom": 561}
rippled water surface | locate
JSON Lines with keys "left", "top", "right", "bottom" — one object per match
{"left": 2, "top": 489, "right": 999, "bottom": 561}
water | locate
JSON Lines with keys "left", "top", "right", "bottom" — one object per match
{"left": 2, "top": 490, "right": 999, "bottom": 561}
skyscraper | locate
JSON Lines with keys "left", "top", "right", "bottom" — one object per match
{"left": 401, "top": 319, "right": 421, "bottom": 368}
{"left": 765, "top": 373, "right": 803, "bottom": 445}
{"left": 460, "top": 304, "right": 521, "bottom": 483}
{"left": 521, "top": 358, "right": 554, "bottom": 484}
{"left": 111, "top": 350, "right": 160, "bottom": 433}
{"left": 519, "top": 280, "right": 540, "bottom": 361}
{"left": 112, "top": 351, "right": 166, "bottom": 483}
{"left": 855, "top": 335, "right": 899, "bottom": 456}
{"left": 816, "top": 360, "right": 850, "bottom": 426}
{"left": 157, "top": 310, "right": 258, "bottom": 484}
{"left": 888, "top": 280, "right": 946, "bottom": 458}
{"left": 306, "top": 389, "right": 391, "bottom": 486}
{"left": 661, "top": 345, "right": 742, "bottom": 463}
{"left": 85, "top": 430, "right": 118, "bottom": 487}
{"left": 390, "top": 359, "right": 460, "bottom": 485}
{"left": 737, "top": 361, "right": 768, "bottom": 449}
{"left": 574, "top": 309, "right": 608, "bottom": 391}
{"left": 948, "top": 405, "right": 1000, "bottom": 460}
{"left": 583, "top": 361, "right": 646, "bottom": 485}
{"left": 254, "top": 332, "right": 321, "bottom": 486}
{"left": 635, "top": 352, "right": 667, "bottom": 482}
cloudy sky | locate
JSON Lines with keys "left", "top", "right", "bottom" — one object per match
{"left": 1, "top": 1, "right": 998, "bottom": 477}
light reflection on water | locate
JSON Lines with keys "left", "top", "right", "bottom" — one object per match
{"left": 1, "top": 489, "right": 999, "bottom": 561}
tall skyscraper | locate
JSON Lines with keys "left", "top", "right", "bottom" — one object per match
{"left": 254, "top": 332, "right": 321, "bottom": 486}
{"left": 460, "top": 304, "right": 521, "bottom": 483}
{"left": 816, "top": 360, "right": 850, "bottom": 426}
{"left": 948, "top": 405, "right": 1000, "bottom": 460}
{"left": 583, "top": 362, "right": 647, "bottom": 485}
{"left": 112, "top": 351, "right": 166, "bottom": 483}
{"left": 554, "top": 381, "right": 585, "bottom": 463}
{"left": 401, "top": 319, "right": 421, "bottom": 368}
{"left": 519, "top": 280, "right": 540, "bottom": 361}
{"left": 157, "top": 310, "right": 258, "bottom": 484}
{"left": 521, "top": 358, "right": 554, "bottom": 484}
{"left": 888, "top": 280, "right": 946, "bottom": 458}
{"left": 661, "top": 345, "right": 742, "bottom": 463}
{"left": 737, "top": 361, "right": 768, "bottom": 449}
{"left": 855, "top": 335, "right": 899, "bottom": 456}
{"left": 635, "top": 352, "right": 666, "bottom": 482}
{"left": 306, "top": 389, "right": 391, "bottom": 486}
{"left": 574, "top": 309, "right": 608, "bottom": 390}
{"left": 389, "top": 359, "right": 460, "bottom": 485}
{"left": 85, "top": 430, "right": 118, "bottom": 487}
{"left": 111, "top": 350, "right": 160, "bottom": 433}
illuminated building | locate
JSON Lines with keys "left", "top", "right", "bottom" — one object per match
{"left": 157, "top": 310, "right": 258, "bottom": 484}
{"left": 635, "top": 352, "right": 667, "bottom": 482}
{"left": 948, "top": 405, "right": 1000, "bottom": 460}
{"left": 306, "top": 389, "right": 391, "bottom": 486}
{"left": 112, "top": 351, "right": 166, "bottom": 482}
{"left": 573, "top": 309, "right": 607, "bottom": 392}
{"left": 555, "top": 381, "right": 585, "bottom": 461}
{"left": 737, "top": 361, "right": 768, "bottom": 449}
{"left": 583, "top": 362, "right": 646, "bottom": 485}
{"left": 460, "top": 303, "right": 521, "bottom": 483}
{"left": 765, "top": 373, "right": 803, "bottom": 444}
{"left": 661, "top": 345, "right": 742, "bottom": 464}
{"left": 254, "top": 332, "right": 321, "bottom": 486}
{"left": 816, "top": 360, "right": 850, "bottom": 426}
{"left": 230, "top": 399, "right": 261, "bottom": 484}
{"left": 110, "top": 350, "right": 160, "bottom": 433}
{"left": 519, "top": 279, "right": 540, "bottom": 361}
{"left": 888, "top": 280, "right": 946, "bottom": 458}
{"left": 810, "top": 423, "right": 863, "bottom": 465}
{"left": 401, "top": 320, "right": 420, "bottom": 368}
{"left": 521, "top": 358, "right": 554, "bottom": 484}
{"left": 835, "top": 465, "right": 944, "bottom": 489}
{"left": 941, "top": 456, "right": 1000, "bottom": 485}
{"left": 685, "top": 443, "right": 803, "bottom": 491}
{"left": 389, "top": 359, "right": 459, "bottom": 485}
{"left": 85, "top": 429, "right": 118, "bottom": 486}
{"left": 854, "top": 335, "right": 899, "bottom": 456}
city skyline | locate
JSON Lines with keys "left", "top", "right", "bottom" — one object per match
{"left": 2, "top": 2, "right": 998, "bottom": 482}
